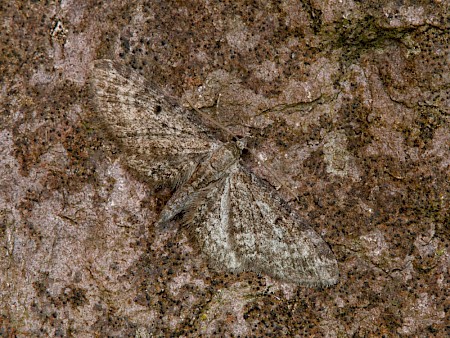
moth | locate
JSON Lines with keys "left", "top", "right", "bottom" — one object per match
{"left": 90, "top": 59, "right": 338, "bottom": 287}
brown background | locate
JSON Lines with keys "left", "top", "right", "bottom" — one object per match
{"left": 0, "top": 0, "right": 449, "bottom": 336}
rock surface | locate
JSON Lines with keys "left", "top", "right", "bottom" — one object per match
{"left": 0, "top": 1, "right": 448, "bottom": 336}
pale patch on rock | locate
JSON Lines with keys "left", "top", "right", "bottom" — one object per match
{"left": 323, "top": 131, "right": 361, "bottom": 181}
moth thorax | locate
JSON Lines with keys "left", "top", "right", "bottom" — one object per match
{"left": 208, "top": 144, "right": 241, "bottom": 172}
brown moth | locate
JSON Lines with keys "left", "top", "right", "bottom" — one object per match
{"left": 90, "top": 59, "right": 338, "bottom": 287}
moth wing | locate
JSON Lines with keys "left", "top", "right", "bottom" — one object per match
{"left": 188, "top": 171, "right": 244, "bottom": 272}
{"left": 90, "top": 59, "right": 219, "bottom": 188}
{"left": 228, "top": 167, "right": 339, "bottom": 286}
{"left": 190, "top": 164, "right": 338, "bottom": 287}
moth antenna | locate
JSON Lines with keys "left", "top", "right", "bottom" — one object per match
{"left": 247, "top": 148, "right": 300, "bottom": 203}
{"left": 185, "top": 92, "right": 300, "bottom": 202}
{"left": 184, "top": 91, "right": 236, "bottom": 141}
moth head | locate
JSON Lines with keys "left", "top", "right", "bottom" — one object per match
{"left": 232, "top": 136, "right": 247, "bottom": 150}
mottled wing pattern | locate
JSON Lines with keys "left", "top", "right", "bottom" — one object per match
{"left": 90, "top": 59, "right": 218, "bottom": 187}
{"left": 192, "top": 164, "right": 338, "bottom": 287}
{"left": 229, "top": 168, "right": 339, "bottom": 286}
{"left": 190, "top": 170, "right": 243, "bottom": 272}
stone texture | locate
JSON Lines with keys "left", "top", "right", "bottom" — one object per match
{"left": 0, "top": 0, "right": 448, "bottom": 336}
